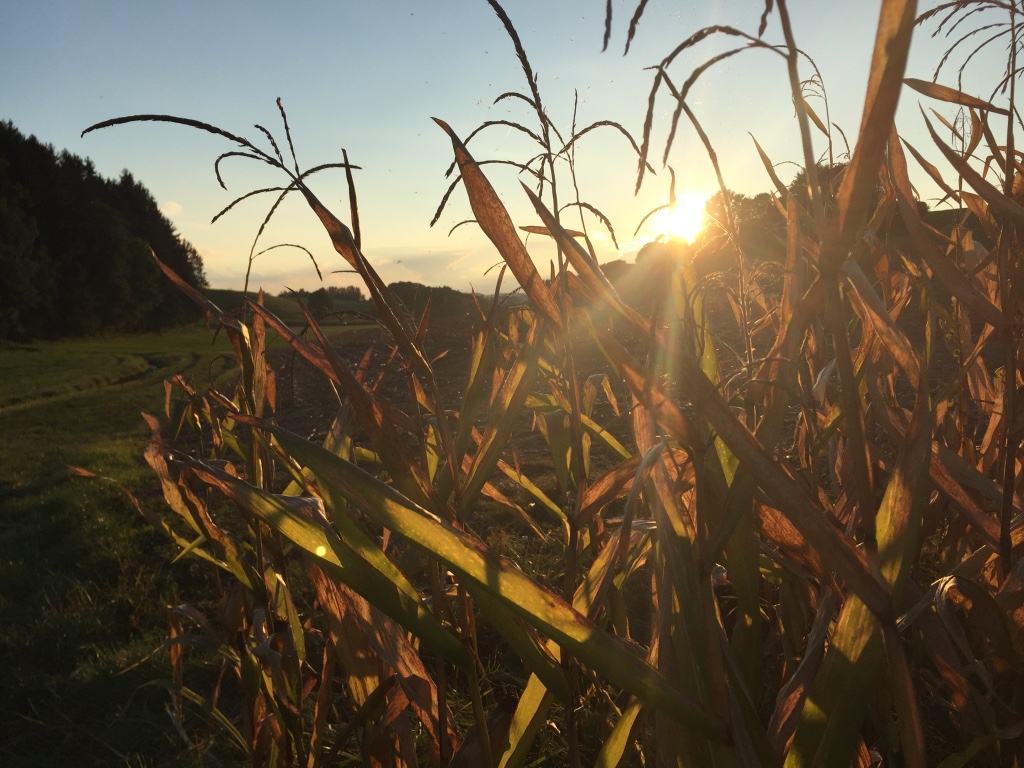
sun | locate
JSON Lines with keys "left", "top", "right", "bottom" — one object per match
{"left": 652, "top": 192, "right": 708, "bottom": 243}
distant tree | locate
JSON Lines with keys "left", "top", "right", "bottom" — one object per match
{"left": 387, "top": 281, "right": 474, "bottom": 320}
{"left": 787, "top": 162, "right": 854, "bottom": 210}
{"left": 599, "top": 259, "right": 631, "bottom": 285}
{"left": 0, "top": 121, "right": 207, "bottom": 339}
{"left": 698, "top": 188, "right": 784, "bottom": 271}
{"left": 0, "top": 157, "right": 51, "bottom": 338}
{"left": 327, "top": 285, "right": 364, "bottom": 302}
{"left": 307, "top": 287, "right": 334, "bottom": 315}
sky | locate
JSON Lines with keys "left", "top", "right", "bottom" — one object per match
{"left": 1, "top": 1, "right": 1008, "bottom": 296}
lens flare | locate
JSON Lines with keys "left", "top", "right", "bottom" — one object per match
{"left": 653, "top": 192, "right": 708, "bottom": 243}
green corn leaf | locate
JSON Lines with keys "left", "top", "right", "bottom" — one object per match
{"left": 272, "top": 425, "right": 724, "bottom": 737}
{"left": 183, "top": 459, "right": 470, "bottom": 667}
{"left": 594, "top": 698, "right": 646, "bottom": 767}
{"left": 148, "top": 680, "right": 251, "bottom": 758}
{"left": 458, "top": 317, "right": 543, "bottom": 518}
{"left": 491, "top": 449, "right": 566, "bottom": 523}
{"left": 470, "top": 588, "right": 570, "bottom": 703}
{"left": 785, "top": 387, "right": 931, "bottom": 767}
{"left": 497, "top": 674, "right": 555, "bottom": 768}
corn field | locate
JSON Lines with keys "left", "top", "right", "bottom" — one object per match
{"left": 83, "top": 0, "right": 1024, "bottom": 765}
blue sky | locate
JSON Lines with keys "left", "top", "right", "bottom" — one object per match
{"left": 1, "top": 1, "right": 1005, "bottom": 294}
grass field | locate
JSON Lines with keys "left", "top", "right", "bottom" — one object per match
{"left": 0, "top": 293, "right": 372, "bottom": 766}
{"left": 0, "top": 325, "right": 240, "bottom": 766}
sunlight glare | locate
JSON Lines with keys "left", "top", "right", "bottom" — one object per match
{"left": 653, "top": 192, "right": 708, "bottom": 243}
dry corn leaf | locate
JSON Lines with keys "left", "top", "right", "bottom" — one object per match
{"left": 888, "top": 128, "right": 1006, "bottom": 329}
{"left": 827, "top": 0, "right": 916, "bottom": 260}
{"left": 901, "top": 137, "right": 961, "bottom": 202}
{"left": 434, "top": 118, "right": 563, "bottom": 330}
{"left": 924, "top": 111, "right": 1024, "bottom": 227}
{"left": 903, "top": 78, "right": 1010, "bottom": 116}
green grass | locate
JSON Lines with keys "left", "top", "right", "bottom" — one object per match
{"left": 0, "top": 317, "right": 381, "bottom": 766}
{"left": 0, "top": 325, "right": 238, "bottom": 767}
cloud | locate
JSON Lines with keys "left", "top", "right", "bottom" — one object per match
{"left": 160, "top": 200, "right": 182, "bottom": 217}
{"left": 200, "top": 243, "right": 510, "bottom": 295}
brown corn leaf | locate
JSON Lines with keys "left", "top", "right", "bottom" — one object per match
{"left": 842, "top": 260, "right": 921, "bottom": 389}
{"left": 786, "top": 381, "right": 931, "bottom": 766}
{"left": 888, "top": 127, "right": 1006, "bottom": 329}
{"left": 252, "top": 300, "right": 442, "bottom": 513}
{"left": 960, "top": 191, "right": 1000, "bottom": 238}
{"left": 900, "top": 137, "right": 960, "bottom": 202}
{"left": 433, "top": 118, "right": 562, "bottom": 330}
{"left": 458, "top": 317, "right": 544, "bottom": 519}
{"left": 923, "top": 111, "right": 1024, "bottom": 227}
{"left": 519, "top": 224, "right": 587, "bottom": 238}
{"left": 768, "top": 591, "right": 840, "bottom": 755}
{"left": 521, "top": 184, "right": 650, "bottom": 334}
{"left": 903, "top": 78, "right": 1010, "bottom": 116}
{"left": 827, "top": 0, "right": 916, "bottom": 263}
{"left": 310, "top": 566, "right": 456, "bottom": 761}
{"left": 799, "top": 96, "right": 830, "bottom": 137}
{"left": 750, "top": 134, "right": 790, "bottom": 203}
{"left": 964, "top": 107, "right": 985, "bottom": 159}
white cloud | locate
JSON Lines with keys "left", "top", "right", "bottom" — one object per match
{"left": 160, "top": 200, "right": 182, "bottom": 217}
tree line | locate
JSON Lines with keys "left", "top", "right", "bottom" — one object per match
{"left": 0, "top": 121, "right": 207, "bottom": 340}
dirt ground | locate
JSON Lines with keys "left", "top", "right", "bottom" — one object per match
{"left": 264, "top": 320, "right": 637, "bottom": 541}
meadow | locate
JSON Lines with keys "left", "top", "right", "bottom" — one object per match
{"left": 0, "top": 325, "right": 234, "bottom": 765}
{"left": 0, "top": 295, "right": 373, "bottom": 765}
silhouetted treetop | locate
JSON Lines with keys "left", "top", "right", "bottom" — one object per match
{"left": 0, "top": 120, "right": 207, "bottom": 339}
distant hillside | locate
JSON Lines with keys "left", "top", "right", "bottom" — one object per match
{"left": 0, "top": 121, "right": 207, "bottom": 340}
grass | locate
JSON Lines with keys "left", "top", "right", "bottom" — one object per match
{"left": 0, "top": 315, "right": 360, "bottom": 766}
{"left": 0, "top": 326, "right": 239, "bottom": 766}
{"left": 1, "top": 312, "right": 383, "bottom": 766}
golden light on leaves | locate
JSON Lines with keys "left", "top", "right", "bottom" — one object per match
{"left": 652, "top": 192, "right": 708, "bottom": 243}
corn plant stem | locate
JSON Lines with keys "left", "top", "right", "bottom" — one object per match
{"left": 680, "top": 102, "right": 755, "bottom": 378}
{"left": 824, "top": 274, "right": 878, "bottom": 561}
{"left": 549, "top": 157, "right": 587, "bottom": 502}
{"left": 427, "top": 370, "right": 463, "bottom": 512}
{"left": 776, "top": 0, "right": 826, "bottom": 231}
{"left": 403, "top": 365, "right": 431, "bottom": 481}
{"left": 563, "top": 517, "right": 583, "bottom": 768}
{"left": 693, "top": 457, "right": 733, "bottom": 735}
{"left": 461, "top": 585, "right": 495, "bottom": 768}
{"left": 1001, "top": 19, "right": 1019, "bottom": 578}
{"left": 1000, "top": 241, "right": 1017, "bottom": 579}
{"left": 1004, "top": 8, "right": 1017, "bottom": 203}
{"left": 431, "top": 562, "right": 451, "bottom": 763}
{"left": 880, "top": 624, "right": 926, "bottom": 768}
{"left": 548, "top": 133, "right": 587, "bottom": 768}
{"left": 561, "top": 313, "right": 585, "bottom": 768}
